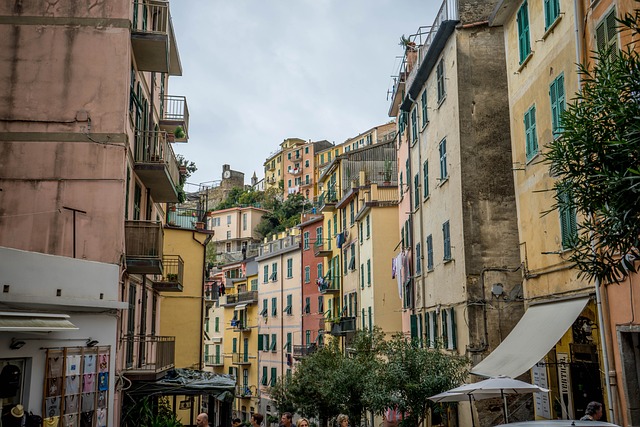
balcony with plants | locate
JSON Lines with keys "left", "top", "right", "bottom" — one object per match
{"left": 133, "top": 130, "right": 180, "bottom": 202}
{"left": 152, "top": 255, "right": 184, "bottom": 292}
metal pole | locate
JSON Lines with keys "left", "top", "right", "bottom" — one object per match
{"left": 501, "top": 390, "right": 508, "bottom": 424}
{"left": 468, "top": 394, "right": 476, "bottom": 427}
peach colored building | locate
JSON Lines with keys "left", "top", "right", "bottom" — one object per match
{"left": 208, "top": 206, "right": 268, "bottom": 266}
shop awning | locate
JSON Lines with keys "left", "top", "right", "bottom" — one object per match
{"left": 234, "top": 304, "right": 247, "bottom": 310}
{"left": 126, "top": 368, "right": 235, "bottom": 396}
{"left": 471, "top": 297, "right": 589, "bottom": 378}
{"left": 0, "top": 311, "right": 78, "bottom": 331}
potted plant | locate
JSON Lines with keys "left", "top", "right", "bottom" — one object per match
{"left": 174, "top": 126, "right": 186, "bottom": 140}
{"left": 166, "top": 273, "right": 178, "bottom": 282}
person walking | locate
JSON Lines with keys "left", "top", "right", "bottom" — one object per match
{"left": 196, "top": 413, "right": 210, "bottom": 427}
{"left": 280, "top": 412, "right": 293, "bottom": 427}
{"left": 251, "top": 413, "right": 264, "bottom": 427}
{"left": 580, "top": 402, "right": 603, "bottom": 421}
{"left": 296, "top": 418, "right": 310, "bottom": 427}
{"left": 336, "top": 414, "right": 349, "bottom": 427}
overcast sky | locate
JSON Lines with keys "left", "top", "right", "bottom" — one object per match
{"left": 169, "top": 0, "right": 439, "bottom": 189}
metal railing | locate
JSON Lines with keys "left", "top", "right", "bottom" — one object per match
{"left": 167, "top": 206, "right": 206, "bottom": 228}
{"left": 125, "top": 221, "right": 163, "bottom": 259}
{"left": 162, "top": 95, "right": 189, "bottom": 135}
{"left": 293, "top": 344, "right": 318, "bottom": 358}
{"left": 232, "top": 353, "right": 251, "bottom": 365}
{"left": 123, "top": 335, "right": 175, "bottom": 372}
{"left": 235, "top": 385, "right": 255, "bottom": 398}
{"left": 204, "top": 354, "right": 223, "bottom": 366}
{"left": 225, "top": 291, "right": 258, "bottom": 305}
{"left": 158, "top": 255, "right": 183, "bottom": 284}
{"left": 133, "top": 130, "right": 180, "bottom": 186}
{"left": 131, "top": 0, "right": 170, "bottom": 35}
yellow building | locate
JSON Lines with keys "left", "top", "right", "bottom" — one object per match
{"left": 220, "top": 258, "right": 260, "bottom": 422}
{"left": 478, "top": 0, "right": 610, "bottom": 421}
{"left": 264, "top": 149, "right": 284, "bottom": 192}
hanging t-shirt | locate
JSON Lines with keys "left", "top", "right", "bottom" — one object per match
{"left": 96, "top": 392, "right": 107, "bottom": 409}
{"left": 66, "top": 355, "right": 81, "bottom": 376}
{"left": 46, "top": 397, "right": 61, "bottom": 418}
{"left": 48, "top": 356, "right": 63, "bottom": 377}
{"left": 81, "top": 393, "right": 95, "bottom": 412}
{"left": 83, "top": 355, "right": 96, "bottom": 374}
{"left": 97, "top": 373, "right": 108, "bottom": 391}
{"left": 80, "top": 411, "right": 94, "bottom": 427}
{"left": 47, "top": 377, "right": 62, "bottom": 397}
{"left": 43, "top": 416, "right": 60, "bottom": 427}
{"left": 63, "top": 413, "right": 78, "bottom": 427}
{"left": 96, "top": 408, "right": 106, "bottom": 427}
{"left": 82, "top": 374, "right": 95, "bottom": 393}
{"left": 98, "top": 354, "right": 108, "bottom": 373}
{"left": 65, "top": 394, "right": 79, "bottom": 414}
{"left": 65, "top": 376, "right": 79, "bottom": 395}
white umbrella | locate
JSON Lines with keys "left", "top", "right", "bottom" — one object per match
{"left": 428, "top": 390, "right": 503, "bottom": 427}
{"left": 433, "top": 376, "right": 549, "bottom": 424}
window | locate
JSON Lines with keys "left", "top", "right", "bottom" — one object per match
{"left": 426, "top": 235, "right": 434, "bottom": 271}
{"left": 596, "top": 9, "right": 618, "bottom": 61}
{"left": 288, "top": 179, "right": 292, "bottom": 187}
{"left": 270, "top": 334, "right": 277, "bottom": 352}
{"left": 333, "top": 213, "right": 337, "bottom": 235}
{"left": 317, "top": 263, "right": 323, "bottom": 279}
{"left": 271, "top": 298, "right": 277, "bottom": 316}
{"left": 271, "top": 262, "right": 278, "bottom": 281}
{"left": 411, "top": 107, "right": 418, "bottom": 144}
{"left": 442, "top": 308, "right": 457, "bottom": 350}
{"left": 359, "top": 222, "right": 363, "bottom": 243}
{"left": 437, "top": 58, "right": 445, "bottom": 103}
{"left": 427, "top": 311, "right": 438, "bottom": 348}
{"left": 303, "top": 232, "right": 310, "bottom": 250}
{"left": 304, "top": 297, "right": 310, "bottom": 314}
{"left": 360, "top": 264, "right": 365, "bottom": 289}
{"left": 304, "top": 266, "right": 310, "bottom": 283}
{"left": 263, "top": 334, "right": 270, "bottom": 351}
{"left": 271, "top": 367, "right": 277, "bottom": 386}
{"left": 367, "top": 259, "right": 371, "bottom": 286}
{"left": 263, "top": 266, "right": 269, "bottom": 283}
{"left": 366, "top": 215, "right": 370, "bottom": 239}
{"left": 443, "top": 221, "right": 451, "bottom": 261}
{"left": 524, "top": 105, "right": 538, "bottom": 161}
{"left": 423, "top": 160, "right": 429, "bottom": 199}
{"left": 262, "top": 367, "right": 268, "bottom": 385}
{"left": 215, "top": 317, "right": 219, "bottom": 332}
{"left": 226, "top": 231, "right": 231, "bottom": 239}
{"left": 349, "top": 201, "right": 355, "bottom": 225}
{"left": 559, "top": 187, "right": 578, "bottom": 249}
{"left": 439, "top": 139, "right": 448, "bottom": 180}
{"left": 400, "top": 172, "right": 403, "bottom": 196}
{"left": 287, "top": 152, "right": 291, "bottom": 160}
{"left": 286, "top": 332, "right": 292, "bottom": 353}
{"left": 286, "top": 258, "right": 293, "bottom": 278}
{"left": 227, "top": 215, "right": 231, "bottom": 225}
{"left": 284, "top": 294, "right": 292, "bottom": 315}
{"left": 517, "top": 0, "right": 531, "bottom": 64}
{"left": 544, "top": 0, "right": 560, "bottom": 30}
{"left": 316, "top": 226, "right": 323, "bottom": 247}
{"left": 232, "top": 337, "right": 237, "bottom": 354}
{"left": 305, "top": 147, "right": 309, "bottom": 154}
{"left": 416, "top": 243, "right": 422, "bottom": 274}
{"left": 260, "top": 299, "right": 268, "bottom": 317}
{"left": 242, "top": 213, "right": 247, "bottom": 231}
{"left": 414, "top": 174, "right": 420, "bottom": 204}
{"left": 421, "top": 89, "right": 428, "bottom": 127}
{"left": 318, "top": 296, "right": 324, "bottom": 313}
{"left": 251, "top": 278, "right": 258, "bottom": 291}
{"left": 305, "top": 175, "right": 310, "bottom": 184}
{"left": 305, "top": 330, "right": 311, "bottom": 345}
{"left": 550, "top": 73, "right": 565, "bottom": 136}
{"left": 349, "top": 245, "right": 356, "bottom": 271}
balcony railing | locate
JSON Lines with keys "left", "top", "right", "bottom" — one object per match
{"left": 133, "top": 130, "right": 180, "bottom": 202}
{"left": 204, "top": 355, "right": 223, "bottom": 366}
{"left": 293, "top": 344, "right": 318, "bottom": 359}
{"left": 232, "top": 353, "right": 251, "bottom": 365}
{"left": 160, "top": 95, "right": 189, "bottom": 141}
{"left": 167, "top": 206, "right": 206, "bottom": 229}
{"left": 123, "top": 335, "right": 175, "bottom": 377}
{"left": 340, "top": 316, "right": 356, "bottom": 333}
{"left": 153, "top": 255, "right": 184, "bottom": 292}
{"left": 125, "top": 220, "right": 163, "bottom": 274}
{"left": 205, "top": 286, "right": 220, "bottom": 304}
{"left": 318, "top": 277, "right": 340, "bottom": 294}
{"left": 225, "top": 291, "right": 258, "bottom": 306}
{"left": 235, "top": 385, "right": 255, "bottom": 398}
{"left": 231, "top": 319, "right": 251, "bottom": 332}
{"left": 130, "top": 0, "right": 181, "bottom": 75}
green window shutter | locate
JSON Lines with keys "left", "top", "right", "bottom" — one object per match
{"left": 411, "top": 108, "right": 418, "bottom": 143}
{"left": 367, "top": 259, "right": 371, "bottom": 286}
{"left": 410, "top": 314, "right": 418, "bottom": 341}
{"left": 263, "top": 265, "right": 268, "bottom": 283}
{"left": 525, "top": 105, "right": 538, "bottom": 161}
{"left": 272, "top": 298, "right": 277, "bottom": 316}
{"left": 215, "top": 345, "right": 220, "bottom": 364}
{"left": 559, "top": 188, "right": 577, "bottom": 249}
{"left": 416, "top": 243, "right": 422, "bottom": 274}
{"left": 360, "top": 265, "right": 364, "bottom": 289}
{"left": 417, "top": 313, "right": 423, "bottom": 347}
{"left": 271, "top": 334, "right": 277, "bottom": 351}
{"left": 264, "top": 334, "right": 269, "bottom": 351}
{"left": 423, "top": 161, "right": 429, "bottom": 198}
{"left": 287, "top": 332, "right": 292, "bottom": 352}
{"left": 421, "top": 90, "right": 428, "bottom": 126}
{"left": 441, "top": 310, "right": 448, "bottom": 347}
{"left": 232, "top": 337, "right": 237, "bottom": 354}
{"left": 414, "top": 174, "right": 420, "bottom": 203}
{"left": 368, "top": 306, "right": 372, "bottom": 332}
{"left": 517, "top": 1, "right": 531, "bottom": 63}
{"left": 425, "top": 312, "right": 431, "bottom": 347}
{"left": 262, "top": 367, "right": 267, "bottom": 385}
{"left": 450, "top": 308, "right": 457, "bottom": 349}
{"left": 362, "top": 308, "right": 366, "bottom": 330}
{"left": 258, "top": 334, "right": 263, "bottom": 351}
{"left": 215, "top": 317, "right": 219, "bottom": 332}
{"left": 271, "top": 367, "right": 277, "bottom": 386}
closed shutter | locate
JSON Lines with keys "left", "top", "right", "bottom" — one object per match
{"left": 410, "top": 314, "right": 418, "bottom": 341}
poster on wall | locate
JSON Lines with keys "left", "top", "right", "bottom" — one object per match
{"left": 44, "top": 346, "right": 110, "bottom": 427}
{"left": 531, "top": 361, "right": 551, "bottom": 419}
{"left": 556, "top": 352, "right": 573, "bottom": 419}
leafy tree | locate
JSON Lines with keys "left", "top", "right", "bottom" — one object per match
{"left": 544, "top": 11, "right": 640, "bottom": 284}
{"left": 269, "top": 375, "right": 298, "bottom": 415}
{"left": 365, "top": 336, "right": 469, "bottom": 427}
{"left": 176, "top": 154, "right": 197, "bottom": 203}
{"left": 256, "top": 193, "right": 310, "bottom": 239}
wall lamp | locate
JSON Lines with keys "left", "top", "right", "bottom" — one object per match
{"left": 9, "top": 339, "right": 26, "bottom": 350}
{"left": 9, "top": 337, "right": 99, "bottom": 349}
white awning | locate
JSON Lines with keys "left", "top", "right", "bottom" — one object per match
{"left": 0, "top": 311, "right": 78, "bottom": 332}
{"left": 471, "top": 297, "right": 589, "bottom": 378}
{"left": 234, "top": 304, "right": 247, "bottom": 310}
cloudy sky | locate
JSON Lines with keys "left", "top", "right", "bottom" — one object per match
{"left": 169, "top": 0, "right": 439, "bottom": 189}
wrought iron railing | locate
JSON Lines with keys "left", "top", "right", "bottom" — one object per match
{"left": 125, "top": 221, "right": 163, "bottom": 259}
{"left": 226, "top": 291, "right": 258, "bottom": 305}
{"left": 131, "top": 0, "right": 170, "bottom": 35}
{"left": 123, "top": 335, "right": 175, "bottom": 372}
{"left": 133, "top": 130, "right": 180, "bottom": 186}
{"left": 167, "top": 206, "right": 206, "bottom": 228}
{"left": 162, "top": 95, "right": 189, "bottom": 135}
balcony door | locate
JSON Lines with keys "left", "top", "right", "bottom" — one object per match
{"left": 126, "top": 284, "right": 137, "bottom": 368}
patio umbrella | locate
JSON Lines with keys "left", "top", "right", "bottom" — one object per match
{"left": 432, "top": 376, "right": 549, "bottom": 424}
{"left": 428, "top": 390, "right": 503, "bottom": 427}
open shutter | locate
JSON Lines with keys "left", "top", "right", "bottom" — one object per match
{"left": 410, "top": 314, "right": 418, "bottom": 342}
{"left": 442, "top": 310, "right": 448, "bottom": 347}
{"left": 450, "top": 308, "right": 457, "bottom": 349}
{"left": 258, "top": 334, "right": 263, "bottom": 351}
{"left": 425, "top": 312, "right": 431, "bottom": 347}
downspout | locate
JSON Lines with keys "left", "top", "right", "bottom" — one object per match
{"left": 280, "top": 252, "right": 284, "bottom": 376}
{"left": 197, "top": 232, "right": 214, "bottom": 371}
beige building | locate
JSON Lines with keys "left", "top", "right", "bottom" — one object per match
{"left": 209, "top": 206, "right": 268, "bottom": 266}
{"left": 255, "top": 231, "right": 302, "bottom": 418}
{"left": 281, "top": 138, "right": 333, "bottom": 200}
{"left": 263, "top": 149, "right": 284, "bottom": 192}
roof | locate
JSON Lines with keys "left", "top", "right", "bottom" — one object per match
{"left": 126, "top": 368, "right": 236, "bottom": 396}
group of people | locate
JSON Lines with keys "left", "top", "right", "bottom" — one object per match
{"left": 195, "top": 412, "right": 349, "bottom": 427}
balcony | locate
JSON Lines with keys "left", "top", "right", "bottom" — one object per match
{"left": 318, "top": 277, "right": 340, "bottom": 294}
{"left": 205, "top": 286, "right": 219, "bottom": 306}
{"left": 314, "top": 240, "right": 332, "bottom": 258}
{"left": 160, "top": 95, "right": 189, "bottom": 141}
{"left": 224, "top": 291, "right": 258, "bottom": 306}
{"left": 125, "top": 220, "right": 163, "bottom": 274}
{"left": 123, "top": 335, "right": 175, "bottom": 380}
{"left": 235, "top": 385, "right": 256, "bottom": 399}
{"left": 153, "top": 255, "right": 184, "bottom": 292}
{"left": 340, "top": 316, "right": 356, "bottom": 333}
{"left": 232, "top": 353, "right": 251, "bottom": 365}
{"left": 231, "top": 318, "right": 251, "bottom": 333}
{"left": 167, "top": 206, "right": 206, "bottom": 229}
{"left": 288, "top": 167, "right": 302, "bottom": 176}
{"left": 293, "top": 344, "right": 318, "bottom": 359}
{"left": 204, "top": 355, "right": 224, "bottom": 367}
{"left": 319, "top": 189, "right": 338, "bottom": 212}
{"left": 133, "top": 130, "right": 180, "bottom": 202}
{"left": 130, "top": 0, "right": 182, "bottom": 76}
